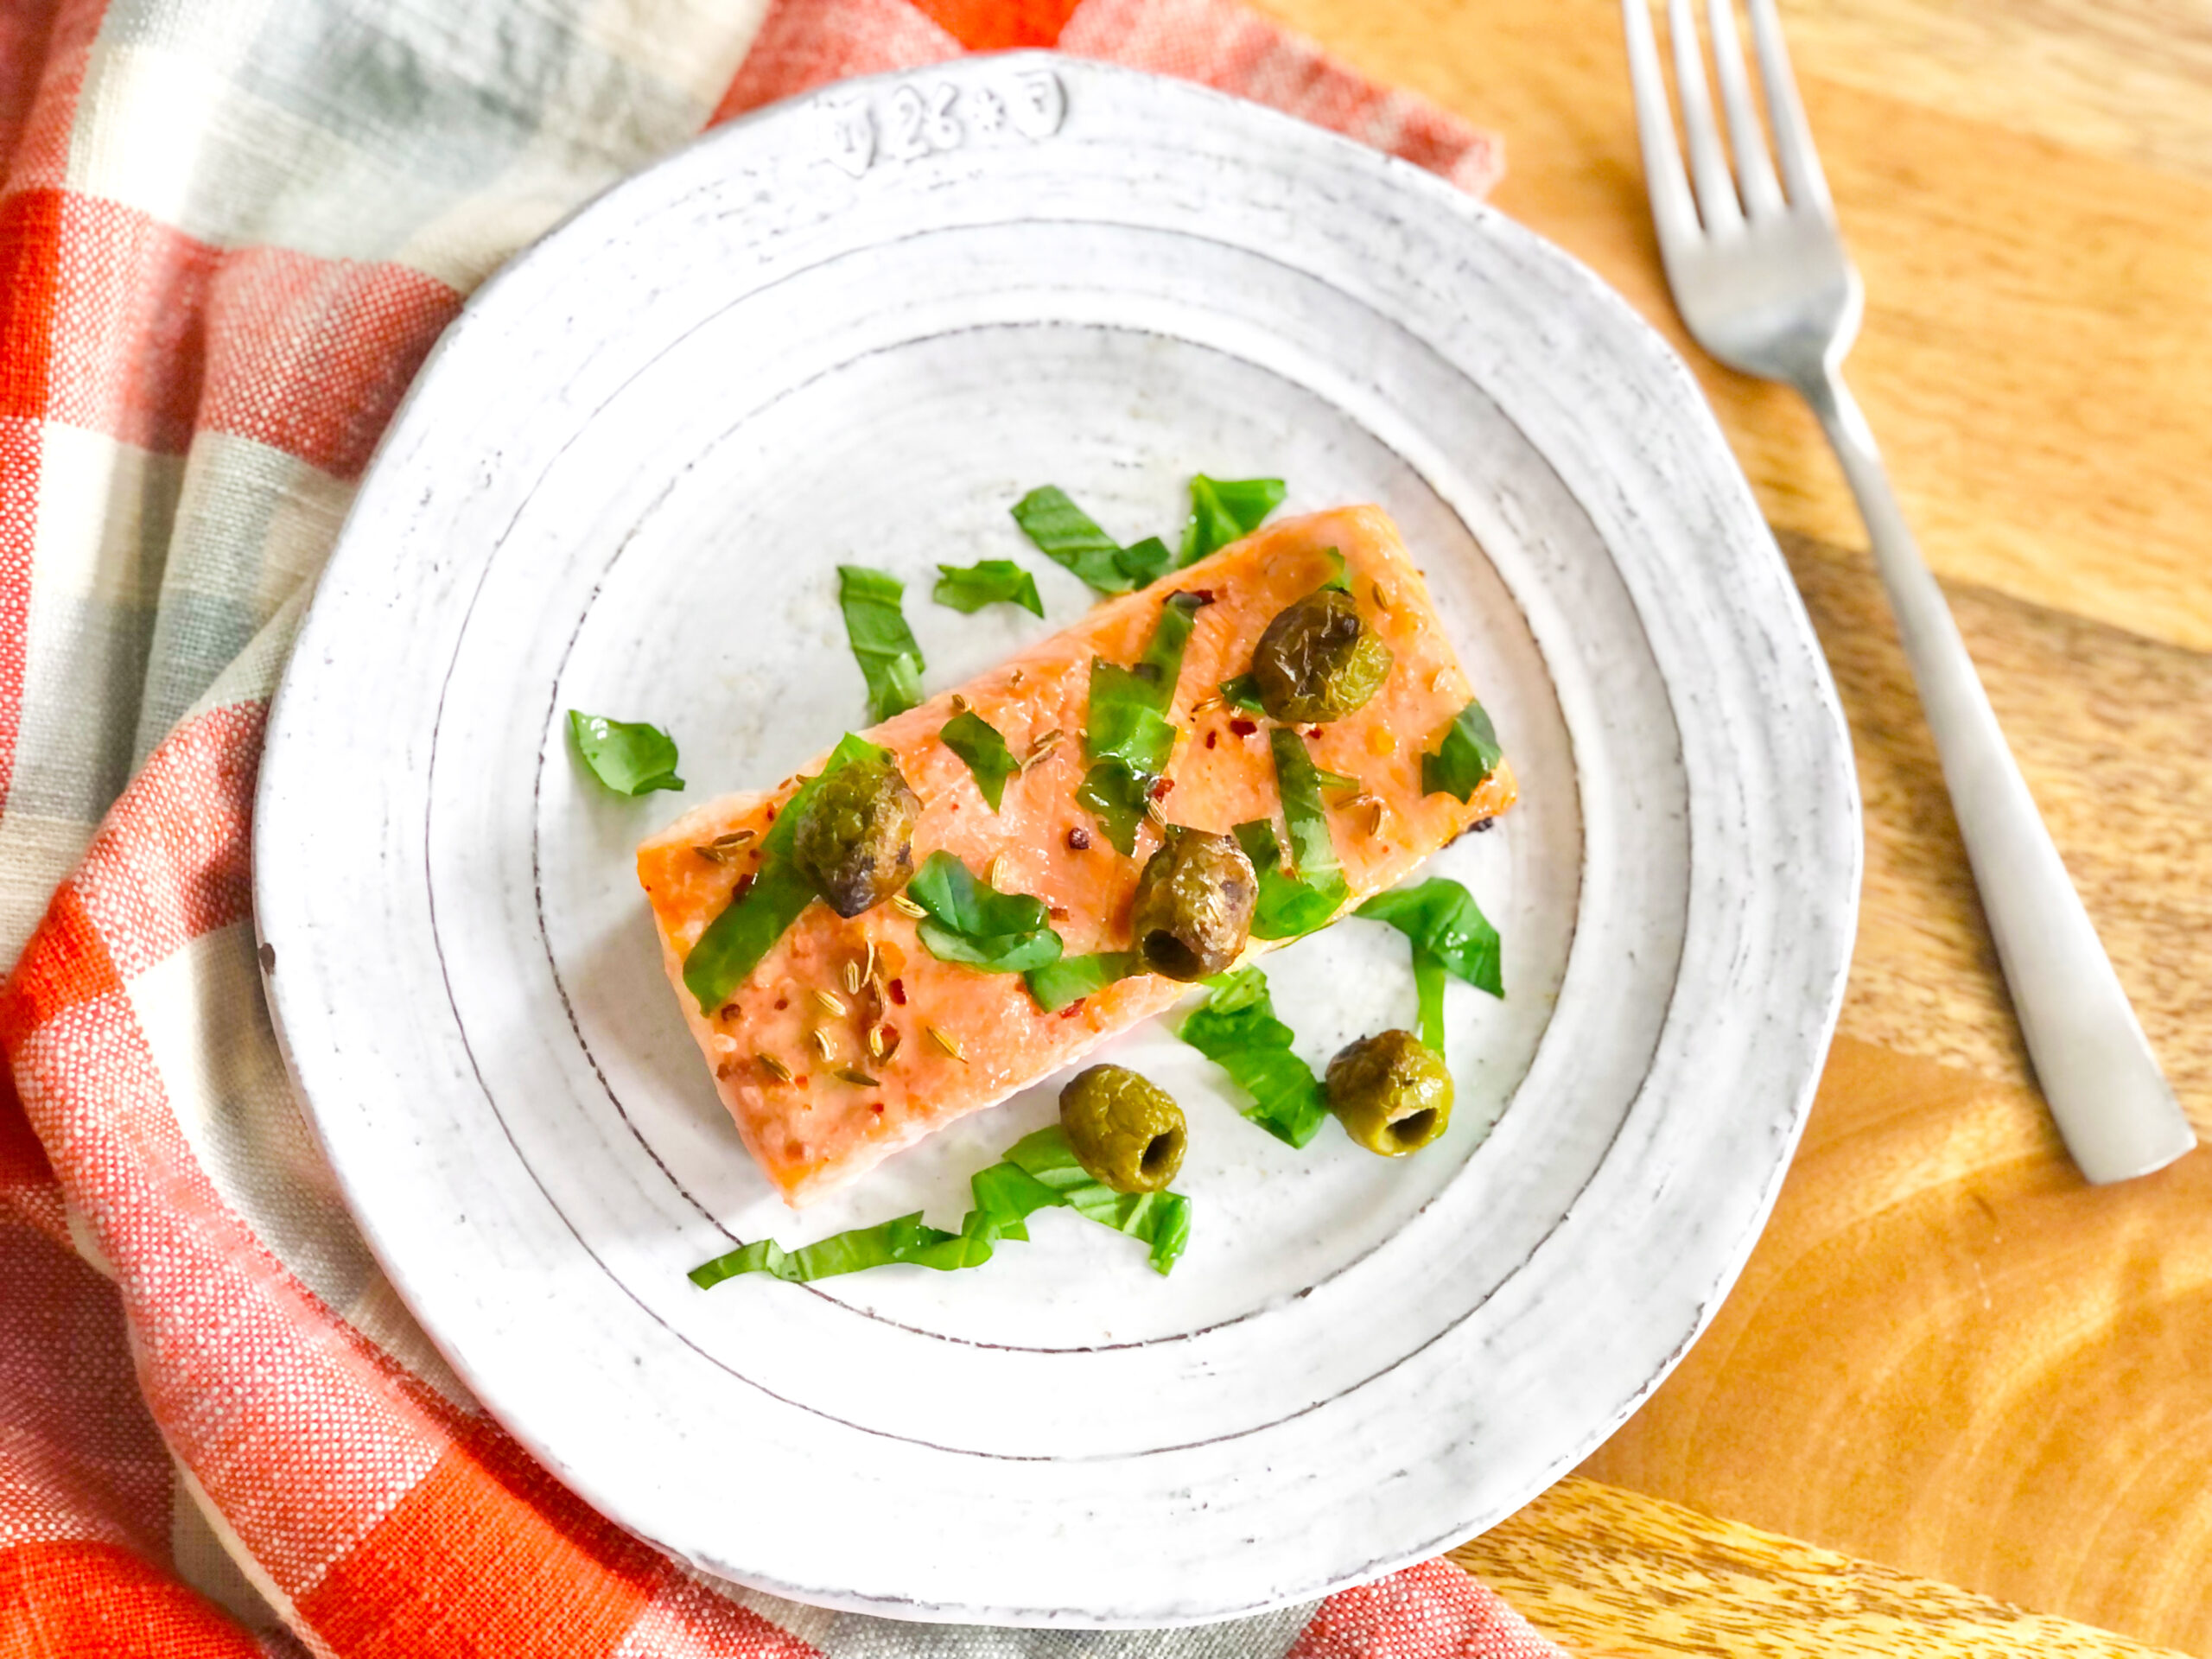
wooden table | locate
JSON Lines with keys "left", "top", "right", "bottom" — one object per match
{"left": 1245, "top": 2, "right": 2212, "bottom": 1653}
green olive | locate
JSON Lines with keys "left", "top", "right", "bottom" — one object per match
{"left": 790, "top": 753, "right": 922, "bottom": 918}
{"left": 1249, "top": 588, "right": 1394, "bottom": 723}
{"left": 1059, "top": 1065, "right": 1186, "bottom": 1193}
{"left": 1325, "top": 1029, "right": 1452, "bottom": 1156}
{"left": 1128, "top": 826, "right": 1256, "bottom": 982}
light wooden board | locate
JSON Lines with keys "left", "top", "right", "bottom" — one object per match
{"left": 1255, "top": 0, "right": 2212, "bottom": 654}
{"left": 1246, "top": 1, "right": 2212, "bottom": 1653}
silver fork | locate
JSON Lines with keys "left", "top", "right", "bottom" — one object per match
{"left": 1622, "top": 0, "right": 2193, "bottom": 1182}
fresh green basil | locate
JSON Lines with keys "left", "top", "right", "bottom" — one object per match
{"left": 567, "top": 710, "right": 683, "bottom": 795}
{"left": 1270, "top": 727, "right": 1349, "bottom": 909}
{"left": 1075, "top": 593, "right": 1211, "bottom": 858}
{"left": 1233, "top": 819, "right": 1344, "bottom": 941}
{"left": 1354, "top": 878, "right": 1503, "bottom": 999}
{"left": 1178, "top": 965, "right": 1328, "bottom": 1148}
{"left": 681, "top": 734, "right": 889, "bottom": 1013}
{"left": 1005, "top": 1127, "right": 1190, "bottom": 1274}
{"left": 1413, "top": 950, "right": 1448, "bottom": 1052}
{"left": 836, "top": 565, "right": 925, "bottom": 723}
{"left": 1218, "top": 673, "right": 1265, "bottom": 714}
{"left": 1355, "top": 878, "right": 1504, "bottom": 1056}
{"left": 1024, "top": 950, "right": 1138, "bottom": 1014}
{"left": 1075, "top": 761, "right": 1151, "bottom": 857}
{"left": 1113, "top": 536, "right": 1175, "bottom": 590}
{"left": 939, "top": 709, "right": 1020, "bottom": 810}
{"left": 908, "top": 850, "right": 1064, "bottom": 974}
{"left": 1077, "top": 590, "right": 1205, "bottom": 852}
{"left": 1178, "top": 475, "right": 1286, "bottom": 566}
{"left": 1421, "top": 699, "right": 1503, "bottom": 802}
{"left": 688, "top": 1125, "right": 1189, "bottom": 1286}
{"left": 1010, "top": 486, "right": 1176, "bottom": 597}
{"left": 934, "top": 559, "right": 1044, "bottom": 617}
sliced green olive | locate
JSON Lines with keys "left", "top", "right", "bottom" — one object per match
{"left": 790, "top": 752, "right": 921, "bottom": 917}
{"left": 1324, "top": 1029, "right": 1452, "bottom": 1156}
{"left": 1249, "top": 588, "right": 1394, "bottom": 723}
{"left": 1128, "top": 825, "right": 1256, "bottom": 981}
{"left": 1059, "top": 1064, "right": 1186, "bottom": 1193}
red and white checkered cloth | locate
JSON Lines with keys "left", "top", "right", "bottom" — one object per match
{"left": 0, "top": 0, "right": 1560, "bottom": 1653}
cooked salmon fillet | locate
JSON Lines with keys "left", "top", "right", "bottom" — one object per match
{"left": 638, "top": 506, "right": 1516, "bottom": 1205}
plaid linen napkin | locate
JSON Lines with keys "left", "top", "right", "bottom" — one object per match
{"left": 0, "top": 0, "right": 1558, "bottom": 1653}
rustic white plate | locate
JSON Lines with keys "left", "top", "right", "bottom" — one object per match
{"left": 256, "top": 54, "right": 1858, "bottom": 1628}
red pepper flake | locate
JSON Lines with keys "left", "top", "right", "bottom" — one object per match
{"left": 763, "top": 806, "right": 777, "bottom": 823}
{"left": 792, "top": 1076, "right": 809, "bottom": 1088}
{"left": 887, "top": 978, "right": 907, "bottom": 1006}
{"left": 730, "top": 873, "right": 755, "bottom": 901}
{"left": 1205, "top": 731, "right": 1218, "bottom": 749}
{"left": 1302, "top": 725, "right": 1323, "bottom": 739}
{"left": 1048, "top": 905, "right": 1070, "bottom": 921}
{"left": 1058, "top": 1001, "right": 1084, "bottom": 1018}
{"left": 1192, "top": 588, "right": 1217, "bottom": 603}
{"left": 773, "top": 996, "right": 789, "bottom": 1010}
{"left": 1230, "top": 718, "right": 1257, "bottom": 737}
{"left": 1066, "top": 826, "right": 1091, "bottom": 851}
{"left": 1147, "top": 776, "right": 1173, "bottom": 801}
{"left": 870, "top": 1103, "right": 885, "bottom": 1115}
{"left": 717, "top": 1002, "right": 740, "bottom": 1020}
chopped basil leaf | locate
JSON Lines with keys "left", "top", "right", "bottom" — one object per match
{"left": 1314, "top": 766, "right": 1360, "bottom": 794}
{"left": 939, "top": 709, "right": 1019, "bottom": 810}
{"left": 1077, "top": 591, "right": 1204, "bottom": 852}
{"left": 1179, "top": 475, "right": 1287, "bottom": 565}
{"left": 1421, "top": 699, "right": 1503, "bottom": 801}
{"left": 1234, "top": 819, "right": 1344, "bottom": 940}
{"left": 1024, "top": 950, "right": 1138, "bottom": 1013}
{"left": 567, "top": 710, "right": 683, "bottom": 795}
{"left": 1316, "top": 546, "right": 1351, "bottom": 591}
{"left": 1270, "top": 726, "right": 1349, "bottom": 904}
{"left": 1075, "top": 761, "right": 1151, "bottom": 856}
{"left": 1218, "top": 673, "right": 1265, "bottom": 714}
{"left": 682, "top": 734, "right": 889, "bottom": 1012}
{"left": 837, "top": 565, "right": 925, "bottom": 723}
{"left": 688, "top": 1125, "right": 1189, "bottom": 1287}
{"left": 687, "top": 1212, "right": 981, "bottom": 1287}
{"left": 1179, "top": 965, "right": 1328, "bottom": 1148}
{"left": 934, "top": 559, "right": 1044, "bottom": 617}
{"left": 1413, "top": 950, "right": 1448, "bottom": 1053}
{"left": 1009, "top": 486, "right": 1175, "bottom": 597}
{"left": 1005, "top": 1128, "right": 1190, "bottom": 1274}
{"left": 1115, "top": 536, "right": 1174, "bottom": 589}
{"left": 1011, "top": 486, "right": 1125, "bottom": 593}
{"left": 1354, "top": 878, "right": 1504, "bottom": 999}
{"left": 909, "top": 849, "right": 1064, "bottom": 974}
{"left": 1084, "top": 664, "right": 1181, "bottom": 776}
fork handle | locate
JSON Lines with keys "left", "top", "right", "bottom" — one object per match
{"left": 1807, "top": 372, "right": 2194, "bottom": 1182}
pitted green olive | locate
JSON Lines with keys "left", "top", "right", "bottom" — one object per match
{"left": 1059, "top": 1065, "right": 1186, "bottom": 1193}
{"left": 1128, "top": 826, "right": 1256, "bottom": 981}
{"left": 791, "top": 753, "right": 921, "bottom": 918}
{"left": 1249, "top": 588, "right": 1394, "bottom": 723}
{"left": 1325, "top": 1029, "right": 1452, "bottom": 1156}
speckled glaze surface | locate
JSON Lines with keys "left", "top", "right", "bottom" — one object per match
{"left": 254, "top": 54, "right": 1859, "bottom": 1628}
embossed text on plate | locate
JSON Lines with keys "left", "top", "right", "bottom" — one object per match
{"left": 817, "top": 68, "right": 1065, "bottom": 176}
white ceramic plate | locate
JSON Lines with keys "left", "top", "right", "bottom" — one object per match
{"left": 256, "top": 54, "right": 1858, "bottom": 1628}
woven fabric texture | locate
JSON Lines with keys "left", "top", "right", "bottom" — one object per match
{"left": 0, "top": 1, "right": 1554, "bottom": 1653}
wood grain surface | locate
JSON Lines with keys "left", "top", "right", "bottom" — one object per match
{"left": 1248, "top": 1, "right": 2212, "bottom": 1653}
